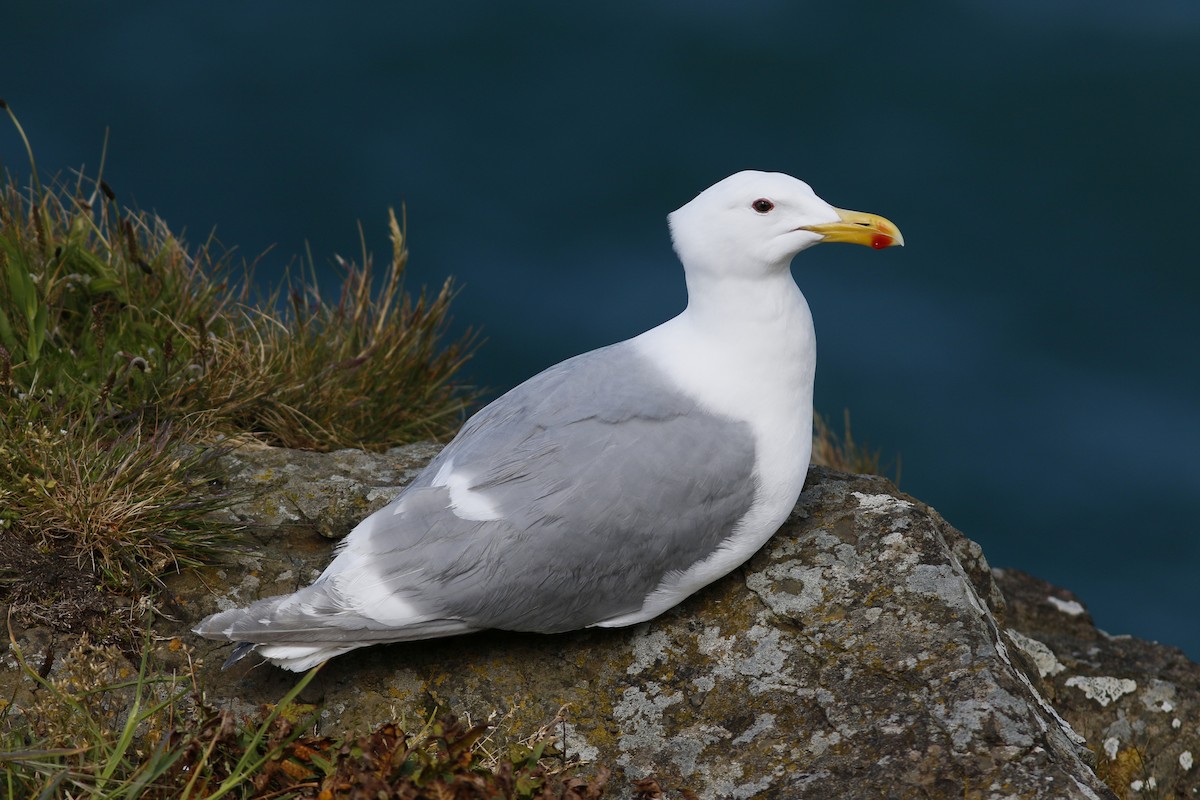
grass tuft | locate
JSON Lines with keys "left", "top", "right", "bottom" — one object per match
{"left": 179, "top": 209, "right": 480, "bottom": 451}
{"left": 812, "top": 409, "right": 899, "bottom": 483}
{"left": 0, "top": 105, "right": 478, "bottom": 630}
{"left": 0, "top": 153, "right": 478, "bottom": 452}
{"left": 1, "top": 631, "right": 325, "bottom": 799}
{"left": 0, "top": 411, "right": 236, "bottom": 596}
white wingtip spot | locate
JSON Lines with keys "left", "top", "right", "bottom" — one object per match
{"left": 431, "top": 458, "right": 502, "bottom": 521}
{"left": 330, "top": 566, "right": 425, "bottom": 627}
{"left": 355, "top": 582, "right": 421, "bottom": 626}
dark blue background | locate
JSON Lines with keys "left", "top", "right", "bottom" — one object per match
{"left": 4, "top": 2, "right": 1198, "bottom": 655}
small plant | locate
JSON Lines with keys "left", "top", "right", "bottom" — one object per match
{"left": 812, "top": 409, "right": 898, "bottom": 482}
{"left": 0, "top": 632, "right": 326, "bottom": 799}
{"left": 0, "top": 100, "right": 479, "bottom": 451}
{"left": 0, "top": 632, "right": 609, "bottom": 799}
{"left": 314, "top": 713, "right": 608, "bottom": 799}
{"left": 0, "top": 101, "right": 479, "bottom": 637}
{"left": 0, "top": 411, "right": 235, "bottom": 595}
{"left": 192, "top": 208, "right": 480, "bottom": 451}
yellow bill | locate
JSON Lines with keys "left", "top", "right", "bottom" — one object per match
{"left": 801, "top": 208, "right": 904, "bottom": 250}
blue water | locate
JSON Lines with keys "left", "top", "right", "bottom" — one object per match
{"left": 4, "top": 2, "right": 1199, "bottom": 656}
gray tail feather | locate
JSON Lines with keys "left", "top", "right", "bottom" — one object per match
{"left": 193, "top": 584, "right": 391, "bottom": 644}
{"left": 193, "top": 584, "right": 476, "bottom": 669}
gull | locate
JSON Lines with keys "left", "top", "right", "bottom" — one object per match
{"left": 195, "top": 170, "right": 903, "bottom": 671}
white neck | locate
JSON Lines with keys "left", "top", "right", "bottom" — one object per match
{"left": 680, "top": 267, "right": 810, "bottom": 337}
{"left": 632, "top": 266, "right": 816, "bottom": 495}
{"left": 603, "top": 265, "right": 819, "bottom": 626}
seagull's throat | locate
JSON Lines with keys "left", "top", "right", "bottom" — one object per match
{"left": 682, "top": 268, "right": 809, "bottom": 334}
{"left": 667, "top": 268, "right": 817, "bottom": 423}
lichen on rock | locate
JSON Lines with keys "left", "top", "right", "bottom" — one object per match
{"left": 8, "top": 438, "right": 1196, "bottom": 796}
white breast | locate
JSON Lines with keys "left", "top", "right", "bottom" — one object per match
{"left": 595, "top": 277, "right": 816, "bottom": 626}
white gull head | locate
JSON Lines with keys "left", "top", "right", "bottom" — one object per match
{"left": 668, "top": 170, "right": 904, "bottom": 281}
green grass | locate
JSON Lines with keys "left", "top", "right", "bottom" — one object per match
{"left": 0, "top": 634, "right": 608, "bottom": 799}
{"left": 0, "top": 100, "right": 478, "bottom": 617}
{"left": 0, "top": 102, "right": 477, "bottom": 452}
{"left": 0, "top": 412, "right": 235, "bottom": 597}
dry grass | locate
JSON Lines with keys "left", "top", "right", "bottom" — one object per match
{"left": 0, "top": 132, "right": 478, "bottom": 451}
{"left": 812, "top": 409, "right": 899, "bottom": 484}
{"left": 180, "top": 209, "right": 479, "bottom": 451}
{"left": 0, "top": 413, "right": 235, "bottom": 596}
{"left": 0, "top": 100, "right": 478, "bottom": 617}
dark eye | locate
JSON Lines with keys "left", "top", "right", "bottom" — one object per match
{"left": 752, "top": 198, "right": 774, "bottom": 214}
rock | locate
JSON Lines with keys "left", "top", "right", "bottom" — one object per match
{"left": 19, "top": 439, "right": 1196, "bottom": 797}
{"left": 211, "top": 440, "right": 443, "bottom": 538}
{"left": 159, "top": 444, "right": 1120, "bottom": 799}
{"left": 996, "top": 569, "right": 1200, "bottom": 799}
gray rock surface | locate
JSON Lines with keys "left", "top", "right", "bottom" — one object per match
{"left": 158, "top": 443, "right": 1123, "bottom": 799}
{"left": 14, "top": 442, "right": 1196, "bottom": 797}
{"left": 996, "top": 568, "right": 1200, "bottom": 799}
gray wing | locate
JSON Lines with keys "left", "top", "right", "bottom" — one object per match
{"left": 196, "top": 341, "right": 758, "bottom": 655}
{"left": 351, "top": 340, "right": 759, "bottom": 632}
